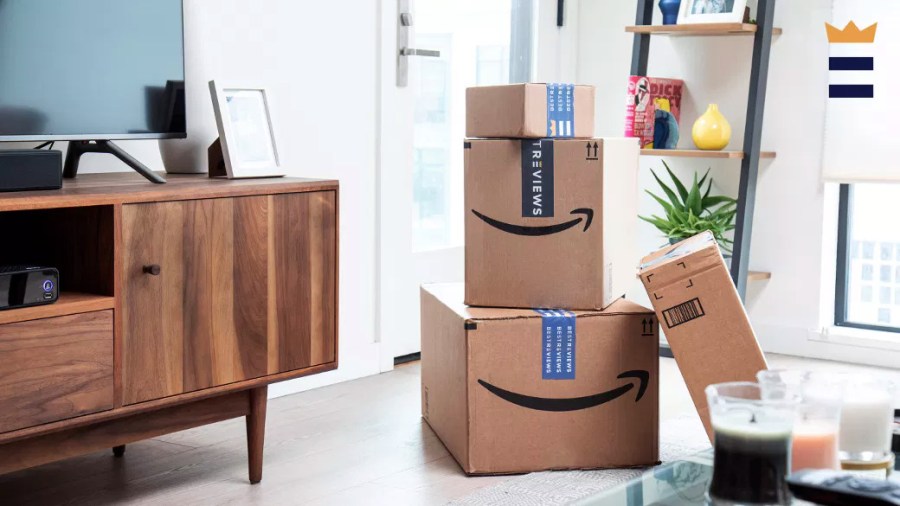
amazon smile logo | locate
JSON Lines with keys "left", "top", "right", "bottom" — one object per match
{"left": 471, "top": 208, "right": 594, "bottom": 237}
{"left": 477, "top": 370, "right": 649, "bottom": 412}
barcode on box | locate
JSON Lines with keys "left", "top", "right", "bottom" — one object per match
{"left": 662, "top": 298, "right": 705, "bottom": 328}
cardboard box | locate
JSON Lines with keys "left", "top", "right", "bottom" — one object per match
{"left": 466, "top": 83, "right": 595, "bottom": 139}
{"left": 464, "top": 137, "right": 639, "bottom": 310}
{"left": 421, "top": 283, "right": 659, "bottom": 475}
{"left": 638, "top": 232, "right": 768, "bottom": 440}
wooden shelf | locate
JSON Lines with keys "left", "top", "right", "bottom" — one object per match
{"left": 626, "top": 23, "right": 783, "bottom": 37}
{"left": 641, "top": 149, "right": 776, "bottom": 160}
{"left": 0, "top": 292, "right": 115, "bottom": 325}
{"left": 748, "top": 271, "right": 772, "bottom": 282}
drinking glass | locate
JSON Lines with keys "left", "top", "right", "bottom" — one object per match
{"left": 706, "top": 382, "right": 797, "bottom": 506}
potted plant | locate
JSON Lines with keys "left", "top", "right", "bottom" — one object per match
{"left": 640, "top": 161, "right": 737, "bottom": 253}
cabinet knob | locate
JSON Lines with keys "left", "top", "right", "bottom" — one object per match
{"left": 143, "top": 264, "right": 161, "bottom": 276}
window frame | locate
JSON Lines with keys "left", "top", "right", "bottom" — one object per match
{"left": 835, "top": 183, "right": 900, "bottom": 333}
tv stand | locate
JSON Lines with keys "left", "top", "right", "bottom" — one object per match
{"left": 63, "top": 140, "right": 166, "bottom": 184}
{"left": 0, "top": 173, "right": 338, "bottom": 485}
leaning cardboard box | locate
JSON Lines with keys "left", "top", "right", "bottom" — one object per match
{"left": 465, "top": 137, "right": 639, "bottom": 310}
{"left": 638, "top": 231, "right": 768, "bottom": 440}
{"left": 421, "top": 283, "right": 659, "bottom": 475}
{"left": 466, "top": 83, "right": 595, "bottom": 139}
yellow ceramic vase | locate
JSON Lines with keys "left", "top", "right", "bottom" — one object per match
{"left": 692, "top": 104, "right": 732, "bottom": 150}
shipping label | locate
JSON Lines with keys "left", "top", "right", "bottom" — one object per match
{"left": 536, "top": 309, "right": 576, "bottom": 380}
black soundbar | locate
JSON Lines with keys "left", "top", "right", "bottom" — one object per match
{"left": 0, "top": 150, "right": 63, "bottom": 192}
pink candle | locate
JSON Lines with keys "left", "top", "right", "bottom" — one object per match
{"left": 792, "top": 423, "right": 839, "bottom": 472}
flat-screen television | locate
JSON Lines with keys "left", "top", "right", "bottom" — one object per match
{"left": 0, "top": 0, "right": 185, "bottom": 141}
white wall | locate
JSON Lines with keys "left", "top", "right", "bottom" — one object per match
{"left": 576, "top": 0, "right": 900, "bottom": 367}
{"left": 2, "top": 0, "right": 385, "bottom": 396}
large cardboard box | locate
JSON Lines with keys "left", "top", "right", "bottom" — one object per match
{"left": 421, "top": 283, "right": 659, "bottom": 475}
{"left": 465, "top": 137, "right": 639, "bottom": 310}
{"left": 638, "top": 232, "right": 768, "bottom": 439}
{"left": 466, "top": 83, "right": 595, "bottom": 139}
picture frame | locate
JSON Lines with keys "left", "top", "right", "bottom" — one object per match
{"left": 677, "top": 0, "right": 748, "bottom": 24}
{"left": 208, "top": 81, "right": 284, "bottom": 179}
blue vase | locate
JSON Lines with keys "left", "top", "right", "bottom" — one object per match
{"left": 658, "top": 0, "right": 681, "bottom": 25}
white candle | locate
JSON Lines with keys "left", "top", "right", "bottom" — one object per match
{"left": 839, "top": 390, "right": 893, "bottom": 456}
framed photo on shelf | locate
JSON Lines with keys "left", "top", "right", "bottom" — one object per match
{"left": 677, "top": 0, "right": 747, "bottom": 24}
{"left": 208, "top": 81, "right": 284, "bottom": 179}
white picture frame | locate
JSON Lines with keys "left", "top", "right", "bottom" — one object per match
{"left": 677, "top": 0, "right": 748, "bottom": 24}
{"left": 209, "top": 81, "right": 284, "bottom": 179}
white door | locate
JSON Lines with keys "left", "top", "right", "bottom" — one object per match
{"left": 378, "top": 0, "right": 536, "bottom": 364}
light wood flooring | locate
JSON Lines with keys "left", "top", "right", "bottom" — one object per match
{"left": 0, "top": 355, "right": 896, "bottom": 505}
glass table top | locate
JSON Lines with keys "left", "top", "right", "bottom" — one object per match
{"left": 574, "top": 450, "right": 900, "bottom": 506}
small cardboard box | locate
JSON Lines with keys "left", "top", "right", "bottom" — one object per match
{"left": 466, "top": 83, "right": 595, "bottom": 139}
{"left": 638, "top": 232, "right": 768, "bottom": 439}
{"left": 465, "top": 137, "right": 639, "bottom": 310}
{"left": 421, "top": 283, "right": 659, "bottom": 475}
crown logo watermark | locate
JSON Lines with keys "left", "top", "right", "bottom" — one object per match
{"left": 825, "top": 21, "right": 877, "bottom": 44}
{"left": 827, "top": 21, "right": 876, "bottom": 98}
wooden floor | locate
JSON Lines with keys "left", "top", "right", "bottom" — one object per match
{"left": 0, "top": 355, "right": 896, "bottom": 505}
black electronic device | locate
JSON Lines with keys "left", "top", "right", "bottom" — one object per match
{"left": 0, "top": 266, "right": 59, "bottom": 310}
{"left": 0, "top": 0, "right": 185, "bottom": 184}
{"left": 0, "top": 150, "right": 62, "bottom": 192}
{"left": 893, "top": 409, "right": 899, "bottom": 453}
{"left": 787, "top": 470, "right": 900, "bottom": 506}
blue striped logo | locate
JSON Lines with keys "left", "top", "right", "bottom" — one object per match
{"left": 827, "top": 23, "right": 875, "bottom": 99}
{"left": 536, "top": 309, "right": 576, "bottom": 380}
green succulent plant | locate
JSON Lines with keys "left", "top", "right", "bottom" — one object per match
{"left": 639, "top": 161, "right": 738, "bottom": 253}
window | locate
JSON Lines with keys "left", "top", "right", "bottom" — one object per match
{"left": 475, "top": 45, "right": 509, "bottom": 86}
{"left": 836, "top": 184, "right": 900, "bottom": 332}
{"left": 410, "top": 0, "right": 526, "bottom": 253}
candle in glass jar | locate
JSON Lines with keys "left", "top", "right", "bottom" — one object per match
{"left": 792, "top": 422, "right": 839, "bottom": 471}
{"left": 840, "top": 390, "right": 893, "bottom": 458}
{"left": 709, "top": 414, "right": 793, "bottom": 505}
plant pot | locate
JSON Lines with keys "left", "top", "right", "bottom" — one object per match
{"left": 658, "top": 0, "right": 681, "bottom": 25}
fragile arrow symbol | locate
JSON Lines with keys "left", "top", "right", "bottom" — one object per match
{"left": 592, "top": 142, "right": 599, "bottom": 158}
{"left": 586, "top": 142, "right": 592, "bottom": 158}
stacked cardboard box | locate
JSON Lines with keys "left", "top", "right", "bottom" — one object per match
{"left": 422, "top": 83, "right": 660, "bottom": 475}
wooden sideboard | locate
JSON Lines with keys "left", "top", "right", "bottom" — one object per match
{"left": 0, "top": 173, "right": 338, "bottom": 484}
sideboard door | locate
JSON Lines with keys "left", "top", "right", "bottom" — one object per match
{"left": 269, "top": 192, "right": 337, "bottom": 374}
{"left": 122, "top": 197, "right": 269, "bottom": 404}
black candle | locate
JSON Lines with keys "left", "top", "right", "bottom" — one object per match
{"left": 709, "top": 420, "right": 793, "bottom": 505}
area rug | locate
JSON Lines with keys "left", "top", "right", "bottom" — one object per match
{"left": 449, "top": 414, "right": 711, "bottom": 506}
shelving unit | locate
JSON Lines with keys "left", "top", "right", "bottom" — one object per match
{"left": 629, "top": 0, "right": 778, "bottom": 299}
{"left": 626, "top": 22, "right": 782, "bottom": 36}
{"left": 748, "top": 271, "right": 773, "bottom": 282}
{"left": 641, "top": 149, "right": 776, "bottom": 159}
{"left": 0, "top": 292, "right": 115, "bottom": 326}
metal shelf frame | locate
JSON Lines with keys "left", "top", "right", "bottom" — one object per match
{"left": 629, "top": 0, "right": 777, "bottom": 299}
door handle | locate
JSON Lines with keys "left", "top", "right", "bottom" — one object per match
{"left": 399, "top": 48, "right": 440, "bottom": 57}
{"left": 143, "top": 264, "right": 161, "bottom": 276}
{"left": 397, "top": 0, "right": 441, "bottom": 87}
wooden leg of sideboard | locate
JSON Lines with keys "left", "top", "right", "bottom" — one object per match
{"left": 112, "top": 445, "right": 126, "bottom": 457}
{"left": 246, "top": 386, "right": 268, "bottom": 484}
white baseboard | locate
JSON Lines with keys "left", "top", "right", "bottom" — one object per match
{"left": 267, "top": 343, "right": 385, "bottom": 399}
